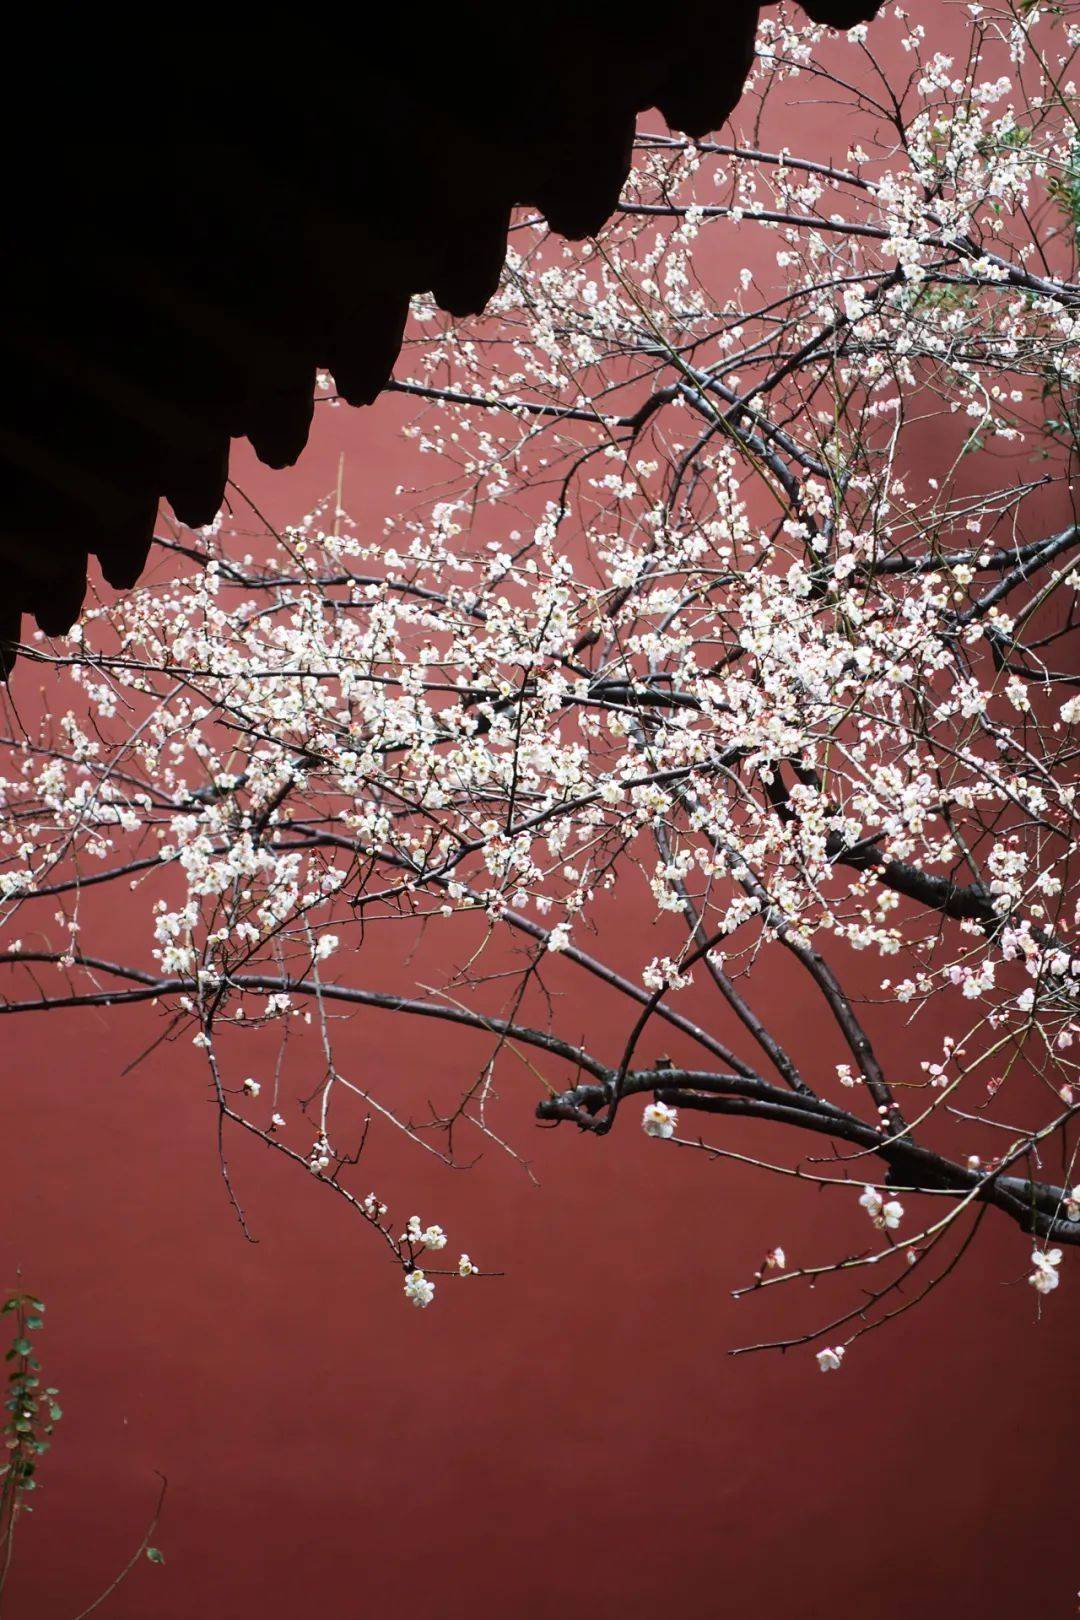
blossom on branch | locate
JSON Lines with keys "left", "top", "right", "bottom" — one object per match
{"left": 1028, "top": 1249, "right": 1062, "bottom": 1296}
{"left": 0, "top": 2, "right": 1076, "bottom": 1355}
{"left": 404, "top": 1272, "right": 436, "bottom": 1310}
{"left": 643, "top": 1103, "right": 679, "bottom": 1140}
{"left": 858, "top": 1187, "right": 904, "bottom": 1232}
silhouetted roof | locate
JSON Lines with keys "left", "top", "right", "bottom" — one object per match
{"left": 0, "top": 1, "right": 881, "bottom": 671}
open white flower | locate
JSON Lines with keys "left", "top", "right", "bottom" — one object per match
{"left": 1029, "top": 1248, "right": 1062, "bottom": 1295}
{"left": 458, "top": 1254, "right": 476, "bottom": 1277}
{"left": 816, "top": 1346, "right": 845, "bottom": 1372}
{"left": 858, "top": 1184, "right": 883, "bottom": 1222}
{"left": 642, "top": 1101, "right": 677, "bottom": 1139}
{"left": 404, "top": 1215, "right": 447, "bottom": 1249}
{"left": 242, "top": 1077, "right": 260, "bottom": 1097}
{"left": 858, "top": 1185, "right": 903, "bottom": 1230}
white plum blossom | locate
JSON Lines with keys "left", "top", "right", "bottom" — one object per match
{"left": 242, "top": 1077, "right": 261, "bottom": 1098}
{"left": 308, "top": 1137, "right": 332, "bottom": 1175}
{"left": 816, "top": 1347, "right": 845, "bottom": 1373}
{"left": 642, "top": 1101, "right": 678, "bottom": 1139}
{"left": 1028, "top": 1248, "right": 1062, "bottom": 1295}
{"left": 458, "top": 1254, "right": 476, "bottom": 1277}
{"left": 858, "top": 1187, "right": 904, "bottom": 1231}
{"left": 404, "top": 1216, "right": 447, "bottom": 1250}
{"left": 403, "top": 1270, "right": 435, "bottom": 1309}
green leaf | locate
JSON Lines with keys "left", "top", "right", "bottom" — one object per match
{"left": 10, "top": 1339, "right": 32, "bottom": 1358}
{"left": 146, "top": 1547, "right": 165, "bottom": 1565}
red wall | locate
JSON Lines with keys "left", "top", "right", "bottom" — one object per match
{"left": 3, "top": 27, "right": 1078, "bottom": 1615}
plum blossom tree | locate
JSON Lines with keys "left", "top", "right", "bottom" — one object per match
{"left": 1, "top": 3, "right": 1078, "bottom": 1365}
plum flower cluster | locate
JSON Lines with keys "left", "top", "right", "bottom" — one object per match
{"left": 0, "top": 4, "right": 1076, "bottom": 1356}
{"left": 858, "top": 1186, "right": 904, "bottom": 1233}
{"left": 403, "top": 1271, "right": 436, "bottom": 1310}
{"left": 404, "top": 1216, "right": 448, "bottom": 1252}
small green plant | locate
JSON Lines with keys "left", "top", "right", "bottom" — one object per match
{"left": 0, "top": 1290, "right": 165, "bottom": 1617}
{"left": 0, "top": 1290, "right": 60, "bottom": 1599}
